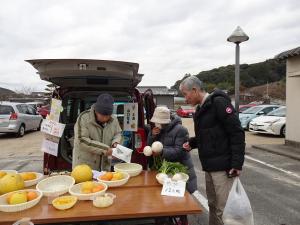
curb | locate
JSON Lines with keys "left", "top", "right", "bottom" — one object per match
{"left": 252, "top": 145, "right": 300, "bottom": 161}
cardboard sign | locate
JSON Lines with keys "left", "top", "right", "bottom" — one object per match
{"left": 112, "top": 144, "right": 133, "bottom": 163}
{"left": 41, "top": 119, "right": 65, "bottom": 137}
{"left": 123, "top": 103, "right": 138, "bottom": 131}
{"left": 161, "top": 178, "right": 186, "bottom": 197}
{"left": 48, "top": 98, "right": 63, "bottom": 122}
{"left": 41, "top": 138, "right": 59, "bottom": 157}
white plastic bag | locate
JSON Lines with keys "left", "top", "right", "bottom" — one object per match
{"left": 222, "top": 177, "right": 254, "bottom": 225}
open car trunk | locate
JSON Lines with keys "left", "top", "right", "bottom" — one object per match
{"left": 26, "top": 59, "right": 143, "bottom": 90}
{"left": 26, "top": 59, "right": 154, "bottom": 174}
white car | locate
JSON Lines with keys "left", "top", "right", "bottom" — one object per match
{"left": 0, "top": 101, "right": 43, "bottom": 137}
{"left": 249, "top": 106, "right": 286, "bottom": 137}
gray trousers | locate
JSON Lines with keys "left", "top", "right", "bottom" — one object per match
{"left": 205, "top": 171, "right": 234, "bottom": 225}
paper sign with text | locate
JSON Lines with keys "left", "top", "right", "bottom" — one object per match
{"left": 41, "top": 138, "right": 59, "bottom": 157}
{"left": 48, "top": 98, "right": 63, "bottom": 122}
{"left": 123, "top": 103, "right": 138, "bottom": 132}
{"left": 161, "top": 178, "right": 186, "bottom": 197}
{"left": 112, "top": 144, "right": 133, "bottom": 163}
{"left": 41, "top": 119, "right": 65, "bottom": 137}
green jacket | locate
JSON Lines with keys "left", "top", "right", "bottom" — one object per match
{"left": 73, "top": 106, "right": 122, "bottom": 171}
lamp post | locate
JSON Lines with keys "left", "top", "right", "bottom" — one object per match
{"left": 227, "top": 26, "right": 249, "bottom": 114}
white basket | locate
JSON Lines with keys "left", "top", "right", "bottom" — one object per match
{"left": 21, "top": 172, "right": 44, "bottom": 187}
{"left": 0, "top": 189, "right": 42, "bottom": 212}
{"left": 69, "top": 181, "right": 108, "bottom": 200}
{"left": 114, "top": 163, "right": 143, "bottom": 177}
{"left": 97, "top": 172, "right": 130, "bottom": 187}
{"left": 36, "top": 175, "right": 75, "bottom": 197}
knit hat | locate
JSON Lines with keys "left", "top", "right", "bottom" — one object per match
{"left": 94, "top": 93, "right": 114, "bottom": 115}
{"left": 150, "top": 106, "right": 171, "bottom": 124}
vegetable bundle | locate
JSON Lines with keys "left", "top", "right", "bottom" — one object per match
{"left": 158, "top": 159, "right": 188, "bottom": 175}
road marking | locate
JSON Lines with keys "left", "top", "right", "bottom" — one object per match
{"left": 245, "top": 155, "right": 300, "bottom": 179}
{"left": 192, "top": 190, "right": 209, "bottom": 211}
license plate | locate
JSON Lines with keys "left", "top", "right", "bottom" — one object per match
{"left": 253, "top": 125, "right": 258, "bottom": 130}
{"left": 189, "top": 113, "right": 193, "bottom": 116}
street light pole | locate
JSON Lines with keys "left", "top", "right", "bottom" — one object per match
{"left": 235, "top": 43, "right": 240, "bottom": 112}
{"left": 227, "top": 26, "right": 249, "bottom": 114}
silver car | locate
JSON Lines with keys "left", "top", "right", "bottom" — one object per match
{"left": 0, "top": 101, "right": 43, "bottom": 137}
{"left": 239, "top": 104, "right": 280, "bottom": 130}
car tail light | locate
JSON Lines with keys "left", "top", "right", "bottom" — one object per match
{"left": 135, "top": 128, "right": 146, "bottom": 153}
{"left": 9, "top": 113, "right": 18, "bottom": 120}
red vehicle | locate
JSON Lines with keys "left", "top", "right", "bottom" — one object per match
{"left": 37, "top": 105, "right": 50, "bottom": 119}
{"left": 239, "top": 104, "right": 257, "bottom": 113}
{"left": 176, "top": 105, "right": 195, "bottom": 117}
{"left": 26, "top": 59, "right": 155, "bottom": 174}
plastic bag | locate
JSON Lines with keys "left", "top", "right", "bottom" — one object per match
{"left": 222, "top": 177, "right": 254, "bottom": 225}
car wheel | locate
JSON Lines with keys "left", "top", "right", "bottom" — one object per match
{"left": 246, "top": 122, "right": 250, "bottom": 131}
{"left": 16, "top": 124, "right": 25, "bottom": 137}
{"left": 280, "top": 126, "right": 286, "bottom": 137}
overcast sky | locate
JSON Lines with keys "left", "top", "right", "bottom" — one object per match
{"left": 0, "top": 0, "right": 300, "bottom": 92}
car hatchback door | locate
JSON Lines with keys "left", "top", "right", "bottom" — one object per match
{"left": 26, "top": 59, "right": 143, "bottom": 91}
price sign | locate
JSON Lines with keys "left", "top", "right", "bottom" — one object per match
{"left": 41, "top": 138, "right": 59, "bottom": 156}
{"left": 123, "top": 103, "right": 138, "bottom": 131}
{"left": 112, "top": 144, "right": 133, "bottom": 163}
{"left": 161, "top": 178, "right": 186, "bottom": 197}
{"left": 41, "top": 119, "right": 65, "bottom": 137}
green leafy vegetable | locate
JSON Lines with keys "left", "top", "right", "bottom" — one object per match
{"left": 158, "top": 159, "right": 188, "bottom": 175}
{"left": 152, "top": 155, "right": 163, "bottom": 170}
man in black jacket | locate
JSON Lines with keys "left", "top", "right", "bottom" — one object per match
{"left": 180, "top": 76, "right": 245, "bottom": 225}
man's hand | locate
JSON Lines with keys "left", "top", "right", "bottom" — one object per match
{"left": 152, "top": 127, "right": 161, "bottom": 136}
{"left": 228, "top": 168, "right": 241, "bottom": 177}
{"left": 182, "top": 142, "right": 192, "bottom": 152}
{"left": 111, "top": 142, "right": 118, "bottom": 148}
{"left": 105, "top": 148, "right": 113, "bottom": 156}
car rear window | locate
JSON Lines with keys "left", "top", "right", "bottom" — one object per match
{"left": 0, "top": 105, "right": 15, "bottom": 115}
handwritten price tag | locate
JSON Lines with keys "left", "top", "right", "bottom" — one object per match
{"left": 161, "top": 178, "right": 186, "bottom": 197}
{"left": 41, "top": 119, "right": 65, "bottom": 137}
{"left": 112, "top": 144, "right": 133, "bottom": 163}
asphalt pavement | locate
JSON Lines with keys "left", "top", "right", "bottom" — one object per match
{"left": 0, "top": 120, "right": 300, "bottom": 225}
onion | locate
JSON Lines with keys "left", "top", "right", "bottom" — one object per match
{"left": 172, "top": 173, "right": 184, "bottom": 181}
{"left": 157, "top": 173, "right": 168, "bottom": 182}
{"left": 143, "top": 146, "right": 153, "bottom": 156}
{"left": 151, "top": 141, "right": 163, "bottom": 153}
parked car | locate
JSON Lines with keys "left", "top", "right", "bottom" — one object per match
{"left": 26, "top": 101, "right": 44, "bottom": 110}
{"left": 239, "top": 105, "right": 280, "bottom": 130}
{"left": 249, "top": 106, "right": 286, "bottom": 137}
{"left": 26, "top": 59, "right": 156, "bottom": 174}
{"left": 0, "top": 101, "right": 43, "bottom": 137}
{"left": 239, "top": 104, "right": 257, "bottom": 113}
{"left": 176, "top": 105, "right": 195, "bottom": 117}
{"left": 37, "top": 104, "right": 50, "bottom": 119}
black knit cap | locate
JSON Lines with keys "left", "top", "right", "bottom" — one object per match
{"left": 94, "top": 93, "right": 114, "bottom": 115}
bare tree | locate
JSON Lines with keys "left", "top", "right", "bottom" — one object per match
{"left": 14, "top": 86, "right": 36, "bottom": 95}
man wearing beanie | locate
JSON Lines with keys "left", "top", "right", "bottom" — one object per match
{"left": 73, "top": 93, "right": 122, "bottom": 171}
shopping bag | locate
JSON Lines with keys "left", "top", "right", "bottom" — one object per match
{"left": 222, "top": 177, "right": 254, "bottom": 225}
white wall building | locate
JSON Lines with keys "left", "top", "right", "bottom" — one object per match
{"left": 276, "top": 47, "right": 300, "bottom": 148}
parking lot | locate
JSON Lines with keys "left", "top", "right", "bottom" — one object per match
{"left": 0, "top": 118, "right": 284, "bottom": 160}
{"left": 1, "top": 118, "right": 298, "bottom": 225}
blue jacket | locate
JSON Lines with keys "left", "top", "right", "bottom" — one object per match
{"left": 147, "top": 116, "right": 197, "bottom": 193}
